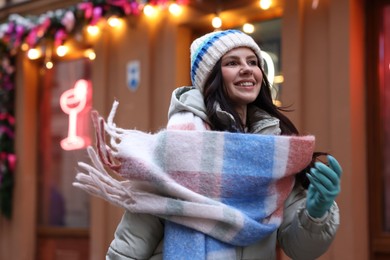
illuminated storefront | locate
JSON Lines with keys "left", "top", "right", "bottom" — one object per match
{"left": 0, "top": 0, "right": 373, "bottom": 259}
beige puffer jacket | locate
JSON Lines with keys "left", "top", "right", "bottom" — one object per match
{"left": 106, "top": 87, "right": 340, "bottom": 260}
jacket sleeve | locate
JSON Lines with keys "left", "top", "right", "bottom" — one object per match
{"left": 106, "top": 211, "right": 163, "bottom": 260}
{"left": 277, "top": 183, "right": 340, "bottom": 260}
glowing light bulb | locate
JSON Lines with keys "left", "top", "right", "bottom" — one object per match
{"left": 87, "top": 25, "right": 100, "bottom": 36}
{"left": 84, "top": 49, "right": 96, "bottom": 60}
{"left": 108, "top": 16, "right": 122, "bottom": 27}
{"left": 243, "top": 23, "right": 255, "bottom": 34}
{"left": 56, "top": 45, "right": 69, "bottom": 57}
{"left": 259, "top": 0, "right": 272, "bottom": 10}
{"left": 27, "top": 48, "right": 41, "bottom": 60}
{"left": 274, "top": 75, "right": 284, "bottom": 84}
{"left": 143, "top": 4, "right": 157, "bottom": 17}
{"left": 45, "top": 61, "right": 53, "bottom": 69}
{"left": 169, "top": 3, "right": 183, "bottom": 16}
{"left": 212, "top": 16, "right": 222, "bottom": 29}
{"left": 21, "top": 43, "right": 29, "bottom": 51}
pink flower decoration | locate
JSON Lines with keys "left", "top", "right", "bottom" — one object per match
{"left": 13, "top": 25, "right": 25, "bottom": 48}
{"left": 90, "top": 6, "right": 103, "bottom": 25}
{"left": 5, "top": 22, "right": 14, "bottom": 35}
{"left": 79, "top": 2, "right": 93, "bottom": 20}
{"left": 7, "top": 153, "right": 16, "bottom": 172}
{"left": 0, "top": 113, "right": 15, "bottom": 125}
{"left": 0, "top": 126, "right": 14, "bottom": 139}
{"left": 130, "top": 2, "right": 141, "bottom": 15}
{"left": 54, "top": 29, "right": 67, "bottom": 47}
{"left": 25, "top": 28, "right": 38, "bottom": 47}
{"left": 61, "top": 11, "right": 75, "bottom": 32}
{"left": 36, "top": 17, "right": 51, "bottom": 38}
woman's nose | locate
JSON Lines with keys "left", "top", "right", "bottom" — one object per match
{"left": 240, "top": 64, "right": 253, "bottom": 75}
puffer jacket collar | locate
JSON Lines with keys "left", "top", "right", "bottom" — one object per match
{"left": 168, "top": 86, "right": 280, "bottom": 135}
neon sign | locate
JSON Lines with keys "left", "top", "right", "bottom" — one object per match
{"left": 60, "top": 79, "right": 91, "bottom": 151}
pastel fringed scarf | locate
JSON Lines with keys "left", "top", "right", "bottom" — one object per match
{"left": 73, "top": 101, "right": 315, "bottom": 260}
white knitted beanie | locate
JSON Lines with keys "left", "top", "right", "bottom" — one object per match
{"left": 190, "top": 29, "right": 263, "bottom": 92}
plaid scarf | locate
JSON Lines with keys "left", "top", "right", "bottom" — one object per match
{"left": 74, "top": 101, "right": 315, "bottom": 259}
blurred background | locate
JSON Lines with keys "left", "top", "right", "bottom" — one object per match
{"left": 0, "top": 0, "right": 387, "bottom": 259}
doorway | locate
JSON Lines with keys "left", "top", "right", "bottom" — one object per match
{"left": 35, "top": 59, "right": 92, "bottom": 260}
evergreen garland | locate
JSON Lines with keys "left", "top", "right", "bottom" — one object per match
{"left": 0, "top": 45, "right": 15, "bottom": 219}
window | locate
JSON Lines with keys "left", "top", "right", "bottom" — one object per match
{"left": 36, "top": 58, "right": 92, "bottom": 259}
{"left": 37, "top": 59, "right": 91, "bottom": 228}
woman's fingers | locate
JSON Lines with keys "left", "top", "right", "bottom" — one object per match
{"left": 314, "top": 162, "right": 340, "bottom": 186}
{"left": 327, "top": 155, "right": 343, "bottom": 177}
{"left": 308, "top": 168, "right": 340, "bottom": 198}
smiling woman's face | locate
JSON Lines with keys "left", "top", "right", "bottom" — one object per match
{"left": 221, "top": 47, "right": 263, "bottom": 112}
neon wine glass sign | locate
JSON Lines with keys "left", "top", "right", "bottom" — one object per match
{"left": 60, "top": 79, "right": 90, "bottom": 151}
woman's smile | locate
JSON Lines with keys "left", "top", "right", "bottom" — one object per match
{"left": 221, "top": 47, "right": 263, "bottom": 118}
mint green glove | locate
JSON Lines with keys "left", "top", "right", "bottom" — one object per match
{"left": 306, "top": 155, "right": 342, "bottom": 218}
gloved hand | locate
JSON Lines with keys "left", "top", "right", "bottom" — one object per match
{"left": 306, "top": 155, "right": 342, "bottom": 218}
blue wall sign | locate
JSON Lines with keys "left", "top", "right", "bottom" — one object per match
{"left": 127, "top": 60, "right": 140, "bottom": 92}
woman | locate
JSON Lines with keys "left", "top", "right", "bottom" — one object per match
{"left": 92, "top": 29, "right": 341, "bottom": 259}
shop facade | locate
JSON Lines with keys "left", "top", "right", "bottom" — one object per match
{"left": 0, "top": 0, "right": 388, "bottom": 259}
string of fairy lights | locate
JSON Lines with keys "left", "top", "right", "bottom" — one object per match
{"left": 2, "top": 0, "right": 281, "bottom": 70}
{"left": 0, "top": 0, "right": 320, "bottom": 71}
{"left": 15, "top": 0, "right": 190, "bottom": 69}
{"left": 0, "top": 0, "right": 291, "bottom": 72}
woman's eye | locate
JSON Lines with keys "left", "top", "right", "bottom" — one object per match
{"left": 248, "top": 60, "right": 258, "bottom": 66}
{"left": 226, "top": 61, "right": 238, "bottom": 66}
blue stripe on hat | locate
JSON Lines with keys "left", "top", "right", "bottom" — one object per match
{"left": 191, "top": 30, "right": 243, "bottom": 85}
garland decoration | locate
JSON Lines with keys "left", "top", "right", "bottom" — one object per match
{"left": 0, "top": 44, "right": 15, "bottom": 219}
{"left": 0, "top": 0, "right": 188, "bottom": 219}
